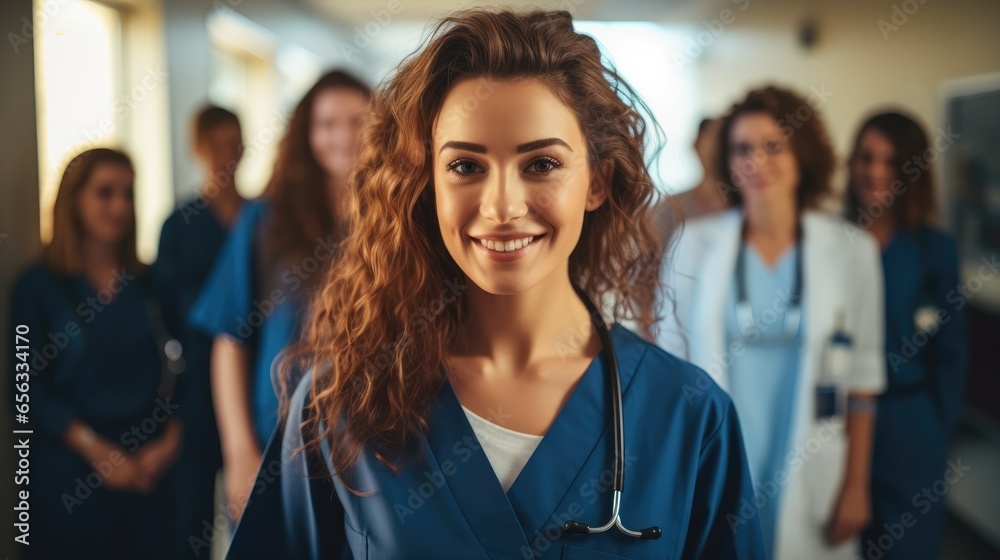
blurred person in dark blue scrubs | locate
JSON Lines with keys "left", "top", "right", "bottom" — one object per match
{"left": 846, "top": 111, "right": 970, "bottom": 560}
{"left": 225, "top": 10, "right": 765, "bottom": 559}
{"left": 10, "top": 148, "right": 181, "bottom": 559}
{"left": 152, "top": 105, "right": 245, "bottom": 559}
{"left": 189, "top": 70, "right": 371, "bottom": 523}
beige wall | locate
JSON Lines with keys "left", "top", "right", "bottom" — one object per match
{"left": 677, "top": 0, "right": 1000, "bottom": 219}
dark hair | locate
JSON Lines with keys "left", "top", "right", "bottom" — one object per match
{"left": 260, "top": 70, "right": 371, "bottom": 271}
{"left": 717, "top": 85, "right": 835, "bottom": 209}
{"left": 845, "top": 111, "right": 938, "bottom": 230}
{"left": 192, "top": 104, "right": 240, "bottom": 146}
{"left": 45, "top": 148, "right": 141, "bottom": 275}
{"left": 282, "top": 9, "right": 664, "bottom": 492}
{"left": 697, "top": 117, "right": 714, "bottom": 137}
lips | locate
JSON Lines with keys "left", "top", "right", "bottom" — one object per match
{"left": 477, "top": 236, "right": 535, "bottom": 252}
{"left": 470, "top": 233, "right": 546, "bottom": 261}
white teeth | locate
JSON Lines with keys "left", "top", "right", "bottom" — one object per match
{"left": 477, "top": 236, "right": 536, "bottom": 252}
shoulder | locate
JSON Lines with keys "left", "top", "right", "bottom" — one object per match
{"left": 804, "top": 210, "right": 879, "bottom": 257}
{"left": 226, "top": 198, "right": 271, "bottom": 240}
{"left": 914, "top": 226, "right": 961, "bottom": 273}
{"left": 162, "top": 197, "right": 210, "bottom": 231}
{"left": 667, "top": 208, "right": 740, "bottom": 268}
{"left": 677, "top": 208, "right": 740, "bottom": 242}
{"left": 616, "top": 325, "right": 733, "bottom": 433}
{"left": 915, "top": 225, "right": 958, "bottom": 253}
{"left": 12, "top": 262, "right": 56, "bottom": 298}
{"left": 287, "top": 368, "right": 315, "bottom": 423}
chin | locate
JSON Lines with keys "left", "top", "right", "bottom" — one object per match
{"left": 466, "top": 274, "right": 537, "bottom": 297}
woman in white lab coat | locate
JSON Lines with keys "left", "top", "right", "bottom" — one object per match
{"left": 658, "top": 86, "right": 886, "bottom": 560}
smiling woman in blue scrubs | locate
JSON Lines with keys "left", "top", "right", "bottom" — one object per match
{"left": 188, "top": 71, "right": 371, "bottom": 521}
{"left": 10, "top": 149, "right": 180, "bottom": 559}
{"left": 846, "top": 111, "right": 969, "bottom": 560}
{"left": 226, "top": 9, "right": 765, "bottom": 560}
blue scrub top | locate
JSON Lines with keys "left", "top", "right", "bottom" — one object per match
{"left": 863, "top": 227, "right": 969, "bottom": 559}
{"left": 189, "top": 199, "right": 305, "bottom": 447}
{"left": 724, "top": 243, "right": 803, "bottom": 558}
{"left": 9, "top": 264, "right": 163, "bottom": 442}
{"left": 153, "top": 197, "right": 229, "bottom": 426}
{"left": 227, "top": 324, "right": 767, "bottom": 559}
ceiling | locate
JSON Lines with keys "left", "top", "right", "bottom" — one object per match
{"left": 301, "top": 0, "right": 716, "bottom": 26}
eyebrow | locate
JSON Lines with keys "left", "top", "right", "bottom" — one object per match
{"left": 438, "top": 137, "right": 572, "bottom": 154}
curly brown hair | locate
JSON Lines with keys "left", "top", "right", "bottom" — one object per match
{"left": 716, "top": 85, "right": 836, "bottom": 209}
{"left": 280, "top": 8, "right": 664, "bottom": 492}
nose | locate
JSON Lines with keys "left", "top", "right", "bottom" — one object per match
{"left": 480, "top": 168, "right": 528, "bottom": 224}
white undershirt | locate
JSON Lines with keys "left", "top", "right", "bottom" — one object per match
{"left": 461, "top": 405, "right": 544, "bottom": 492}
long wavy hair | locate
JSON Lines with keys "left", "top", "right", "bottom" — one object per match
{"left": 44, "top": 148, "right": 143, "bottom": 275}
{"left": 845, "top": 111, "right": 938, "bottom": 230}
{"left": 282, "top": 9, "right": 664, "bottom": 491}
{"left": 261, "top": 70, "right": 371, "bottom": 277}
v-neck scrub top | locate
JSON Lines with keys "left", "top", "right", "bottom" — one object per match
{"left": 227, "top": 323, "right": 767, "bottom": 559}
{"left": 461, "top": 404, "right": 545, "bottom": 493}
{"left": 724, "top": 243, "right": 804, "bottom": 559}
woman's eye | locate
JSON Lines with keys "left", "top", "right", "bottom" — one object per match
{"left": 527, "top": 157, "right": 562, "bottom": 174}
{"left": 447, "top": 159, "right": 482, "bottom": 176}
{"left": 765, "top": 141, "right": 781, "bottom": 154}
{"left": 97, "top": 186, "right": 114, "bottom": 199}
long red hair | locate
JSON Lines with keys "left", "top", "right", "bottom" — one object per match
{"left": 282, "top": 9, "right": 665, "bottom": 491}
{"left": 261, "top": 71, "right": 371, "bottom": 279}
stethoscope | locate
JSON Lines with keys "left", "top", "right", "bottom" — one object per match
{"left": 734, "top": 222, "right": 803, "bottom": 340}
{"left": 561, "top": 283, "right": 662, "bottom": 540}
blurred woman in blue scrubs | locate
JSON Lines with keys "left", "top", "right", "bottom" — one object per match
{"left": 660, "top": 86, "right": 886, "bottom": 560}
{"left": 10, "top": 149, "right": 180, "bottom": 559}
{"left": 226, "top": 9, "right": 765, "bottom": 559}
{"left": 846, "top": 111, "right": 969, "bottom": 560}
{"left": 189, "top": 70, "right": 371, "bottom": 521}
{"left": 153, "top": 105, "right": 245, "bottom": 558}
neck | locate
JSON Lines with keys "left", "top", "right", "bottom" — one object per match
{"left": 81, "top": 237, "right": 120, "bottom": 271}
{"left": 204, "top": 173, "right": 240, "bottom": 205}
{"left": 695, "top": 175, "right": 727, "bottom": 209}
{"left": 867, "top": 213, "right": 897, "bottom": 248}
{"left": 327, "top": 174, "right": 348, "bottom": 222}
{"left": 455, "top": 269, "right": 596, "bottom": 375}
{"left": 744, "top": 193, "right": 798, "bottom": 242}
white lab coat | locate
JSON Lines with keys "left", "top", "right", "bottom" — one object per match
{"left": 658, "top": 208, "right": 886, "bottom": 560}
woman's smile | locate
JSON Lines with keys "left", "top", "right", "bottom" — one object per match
{"left": 470, "top": 232, "right": 547, "bottom": 261}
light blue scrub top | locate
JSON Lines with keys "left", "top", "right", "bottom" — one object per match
{"left": 724, "top": 242, "right": 803, "bottom": 559}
